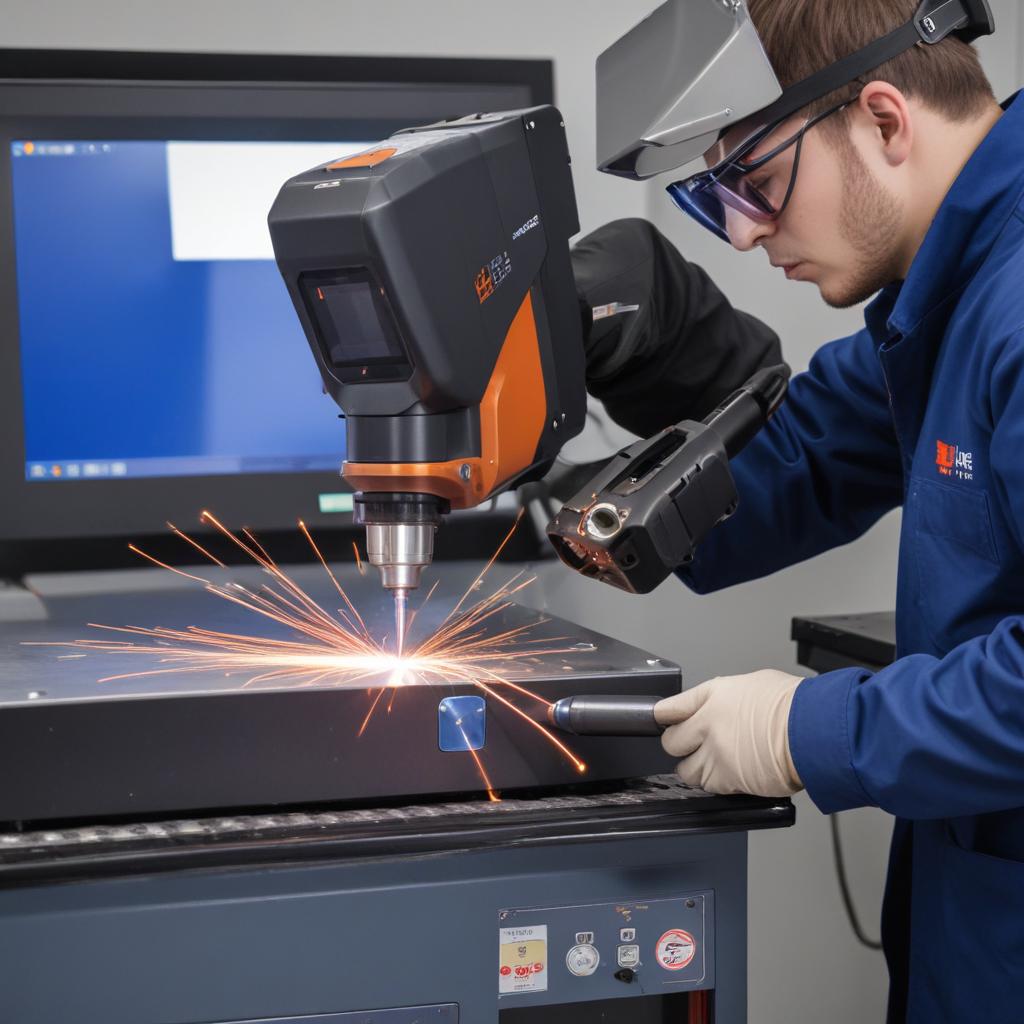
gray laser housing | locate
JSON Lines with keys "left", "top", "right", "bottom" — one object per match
{"left": 268, "top": 106, "right": 586, "bottom": 481}
{"left": 548, "top": 366, "right": 789, "bottom": 594}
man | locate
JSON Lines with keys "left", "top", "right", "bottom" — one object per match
{"left": 572, "top": 0, "right": 1023, "bottom": 1018}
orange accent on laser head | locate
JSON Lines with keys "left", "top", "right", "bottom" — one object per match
{"left": 326, "top": 147, "right": 398, "bottom": 170}
{"left": 343, "top": 291, "right": 548, "bottom": 510}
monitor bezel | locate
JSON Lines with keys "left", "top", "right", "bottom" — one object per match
{"left": 0, "top": 49, "right": 553, "bottom": 576}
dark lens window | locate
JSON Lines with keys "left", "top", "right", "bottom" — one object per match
{"left": 300, "top": 268, "right": 410, "bottom": 382}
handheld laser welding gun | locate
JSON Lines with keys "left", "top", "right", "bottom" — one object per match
{"left": 546, "top": 365, "right": 790, "bottom": 595}
{"left": 269, "top": 108, "right": 587, "bottom": 641}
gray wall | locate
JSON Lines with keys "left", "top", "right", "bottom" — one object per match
{"left": 4, "top": 1, "right": 1022, "bottom": 1020}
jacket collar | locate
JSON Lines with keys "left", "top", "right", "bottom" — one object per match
{"left": 879, "top": 91, "right": 1024, "bottom": 342}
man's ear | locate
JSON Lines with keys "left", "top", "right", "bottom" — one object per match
{"left": 856, "top": 81, "right": 913, "bottom": 167}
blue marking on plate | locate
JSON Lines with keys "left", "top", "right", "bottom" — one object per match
{"left": 438, "top": 695, "right": 486, "bottom": 752}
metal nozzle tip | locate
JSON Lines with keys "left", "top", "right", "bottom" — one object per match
{"left": 393, "top": 588, "right": 408, "bottom": 657}
{"left": 549, "top": 697, "right": 573, "bottom": 732}
{"left": 364, "top": 522, "right": 435, "bottom": 592}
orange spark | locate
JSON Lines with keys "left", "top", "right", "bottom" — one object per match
{"left": 167, "top": 522, "right": 225, "bottom": 566}
{"left": 456, "top": 723, "right": 499, "bottom": 802}
{"left": 359, "top": 687, "right": 390, "bottom": 737}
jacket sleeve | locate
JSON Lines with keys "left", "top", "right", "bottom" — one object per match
{"left": 790, "top": 329, "right": 1024, "bottom": 819}
{"left": 790, "top": 621, "right": 1024, "bottom": 818}
{"left": 680, "top": 322, "right": 904, "bottom": 593}
{"left": 572, "top": 218, "right": 785, "bottom": 437}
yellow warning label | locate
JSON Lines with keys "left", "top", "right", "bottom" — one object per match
{"left": 499, "top": 924, "right": 548, "bottom": 995}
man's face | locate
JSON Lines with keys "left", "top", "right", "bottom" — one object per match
{"left": 709, "top": 113, "right": 904, "bottom": 308}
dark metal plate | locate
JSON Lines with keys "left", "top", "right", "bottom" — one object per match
{"left": 0, "top": 563, "right": 680, "bottom": 824}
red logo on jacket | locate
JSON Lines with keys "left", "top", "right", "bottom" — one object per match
{"left": 936, "top": 440, "right": 956, "bottom": 474}
{"left": 936, "top": 440, "right": 974, "bottom": 480}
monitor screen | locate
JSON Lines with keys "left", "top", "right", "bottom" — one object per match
{"left": 0, "top": 51, "right": 549, "bottom": 560}
{"left": 12, "top": 137, "right": 365, "bottom": 484}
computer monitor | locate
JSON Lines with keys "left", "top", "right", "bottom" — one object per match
{"left": 0, "top": 49, "right": 552, "bottom": 574}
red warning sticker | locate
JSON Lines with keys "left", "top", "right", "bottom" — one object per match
{"left": 499, "top": 925, "right": 548, "bottom": 994}
{"left": 655, "top": 928, "right": 697, "bottom": 971}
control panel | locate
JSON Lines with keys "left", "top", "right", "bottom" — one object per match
{"left": 497, "top": 892, "right": 713, "bottom": 1006}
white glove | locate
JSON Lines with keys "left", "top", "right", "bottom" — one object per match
{"left": 655, "top": 670, "right": 805, "bottom": 797}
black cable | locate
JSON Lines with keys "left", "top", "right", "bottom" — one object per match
{"left": 830, "top": 812, "right": 883, "bottom": 951}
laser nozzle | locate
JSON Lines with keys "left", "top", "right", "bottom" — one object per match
{"left": 355, "top": 495, "right": 447, "bottom": 611}
{"left": 364, "top": 521, "right": 436, "bottom": 592}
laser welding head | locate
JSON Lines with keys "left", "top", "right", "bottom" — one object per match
{"left": 597, "top": 0, "right": 995, "bottom": 181}
{"left": 268, "top": 107, "right": 588, "bottom": 594}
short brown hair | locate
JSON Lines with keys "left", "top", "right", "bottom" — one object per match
{"left": 747, "top": 0, "right": 996, "bottom": 124}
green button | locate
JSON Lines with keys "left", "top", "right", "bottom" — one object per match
{"left": 318, "top": 492, "right": 354, "bottom": 514}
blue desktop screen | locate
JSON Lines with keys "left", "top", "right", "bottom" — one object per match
{"left": 10, "top": 138, "right": 365, "bottom": 483}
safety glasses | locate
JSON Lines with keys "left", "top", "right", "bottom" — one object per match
{"left": 666, "top": 96, "right": 855, "bottom": 243}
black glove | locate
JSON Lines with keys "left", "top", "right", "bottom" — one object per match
{"left": 571, "top": 218, "right": 785, "bottom": 438}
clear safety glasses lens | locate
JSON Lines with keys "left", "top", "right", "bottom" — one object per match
{"left": 666, "top": 133, "right": 803, "bottom": 243}
{"left": 666, "top": 171, "right": 784, "bottom": 242}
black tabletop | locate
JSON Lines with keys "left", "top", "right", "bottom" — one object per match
{"left": 792, "top": 611, "right": 896, "bottom": 674}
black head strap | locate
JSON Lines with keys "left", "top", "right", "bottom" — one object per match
{"left": 749, "top": 0, "right": 995, "bottom": 134}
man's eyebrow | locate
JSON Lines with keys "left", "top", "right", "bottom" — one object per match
{"left": 743, "top": 118, "right": 804, "bottom": 164}
{"left": 707, "top": 115, "right": 803, "bottom": 168}
{"left": 704, "top": 121, "right": 769, "bottom": 168}
{"left": 704, "top": 129, "right": 746, "bottom": 168}
{"left": 713, "top": 127, "right": 750, "bottom": 159}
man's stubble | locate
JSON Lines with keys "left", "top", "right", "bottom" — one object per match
{"left": 821, "top": 137, "right": 904, "bottom": 309}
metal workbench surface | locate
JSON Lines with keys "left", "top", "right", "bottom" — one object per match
{"left": 0, "top": 774, "right": 794, "bottom": 887}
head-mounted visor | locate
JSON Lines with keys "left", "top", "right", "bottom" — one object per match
{"left": 598, "top": 0, "right": 994, "bottom": 181}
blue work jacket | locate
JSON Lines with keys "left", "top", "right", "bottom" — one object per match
{"left": 682, "top": 92, "right": 1024, "bottom": 1021}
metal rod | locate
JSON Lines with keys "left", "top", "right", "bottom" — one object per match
{"left": 548, "top": 695, "right": 665, "bottom": 736}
